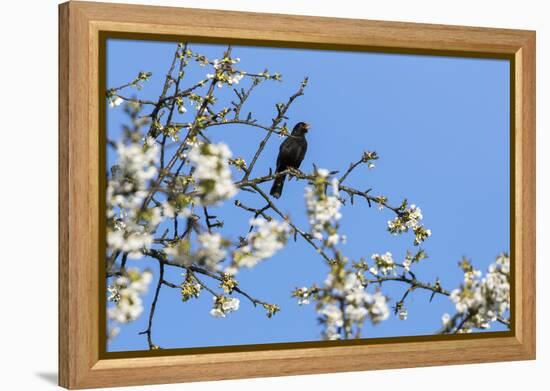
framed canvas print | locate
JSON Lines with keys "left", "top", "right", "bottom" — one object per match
{"left": 58, "top": 1, "right": 536, "bottom": 389}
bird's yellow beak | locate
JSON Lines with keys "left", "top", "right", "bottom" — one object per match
{"left": 304, "top": 123, "right": 311, "bottom": 130}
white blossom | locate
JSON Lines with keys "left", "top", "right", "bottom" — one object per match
{"left": 223, "top": 297, "right": 240, "bottom": 312}
{"left": 387, "top": 204, "right": 422, "bottom": 232}
{"left": 317, "top": 168, "right": 330, "bottom": 178}
{"left": 188, "top": 142, "right": 237, "bottom": 205}
{"left": 196, "top": 232, "right": 227, "bottom": 270}
{"left": 387, "top": 203, "right": 431, "bottom": 245}
{"left": 210, "top": 56, "right": 245, "bottom": 88}
{"left": 107, "top": 326, "right": 120, "bottom": 341}
{"left": 294, "top": 287, "right": 311, "bottom": 305}
{"left": 320, "top": 304, "right": 343, "bottom": 340}
{"left": 106, "top": 138, "right": 161, "bottom": 259}
{"left": 370, "top": 252, "right": 396, "bottom": 276}
{"left": 107, "top": 285, "right": 120, "bottom": 302}
{"left": 223, "top": 265, "right": 239, "bottom": 276}
{"left": 317, "top": 269, "right": 389, "bottom": 340}
{"left": 107, "top": 268, "right": 153, "bottom": 324}
{"left": 447, "top": 254, "right": 510, "bottom": 331}
{"left": 442, "top": 313, "right": 451, "bottom": 327}
{"left": 180, "top": 273, "right": 202, "bottom": 301}
{"left": 161, "top": 201, "right": 191, "bottom": 219}
{"left": 210, "top": 308, "right": 225, "bottom": 317}
{"left": 326, "top": 233, "right": 341, "bottom": 247}
{"left": 305, "top": 170, "right": 343, "bottom": 246}
{"left": 402, "top": 256, "right": 412, "bottom": 272}
{"left": 228, "top": 73, "right": 244, "bottom": 85}
{"left": 368, "top": 291, "right": 390, "bottom": 324}
{"left": 109, "top": 95, "right": 124, "bottom": 108}
{"left": 107, "top": 229, "right": 153, "bottom": 259}
{"left": 345, "top": 304, "right": 368, "bottom": 323}
{"left": 210, "top": 296, "right": 240, "bottom": 318}
{"left": 233, "top": 218, "right": 290, "bottom": 269}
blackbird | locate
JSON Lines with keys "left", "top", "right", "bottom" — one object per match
{"left": 270, "top": 122, "right": 310, "bottom": 199}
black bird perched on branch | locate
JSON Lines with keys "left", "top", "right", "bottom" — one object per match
{"left": 270, "top": 122, "right": 310, "bottom": 199}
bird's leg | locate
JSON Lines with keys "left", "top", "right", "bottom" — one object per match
{"left": 287, "top": 166, "right": 303, "bottom": 181}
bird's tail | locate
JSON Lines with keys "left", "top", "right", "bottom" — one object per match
{"left": 270, "top": 174, "right": 286, "bottom": 199}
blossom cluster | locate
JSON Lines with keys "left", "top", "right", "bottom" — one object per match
{"left": 443, "top": 253, "right": 510, "bottom": 332}
{"left": 161, "top": 198, "right": 192, "bottom": 220}
{"left": 387, "top": 202, "right": 431, "bottom": 245}
{"left": 180, "top": 273, "right": 202, "bottom": 302}
{"left": 106, "top": 138, "right": 161, "bottom": 259}
{"left": 362, "top": 150, "right": 379, "bottom": 169}
{"left": 293, "top": 287, "right": 311, "bottom": 305}
{"left": 206, "top": 56, "right": 244, "bottom": 88}
{"left": 188, "top": 142, "right": 237, "bottom": 205}
{"left": 166, "top": 218, "right": 288, "bottom": 273}
{"left": 304, "top": 169, "right": 344, "bottom": 247}
{"left": 210, "top": 295, "right": 240, "bottom": 318}
{"left": 231, "top": 218, "right": 291, "bottom": 271}
{"left": 162, "top": 237, "right": 191, "bottom": 264}
{"left": 162, "top": 232, "right": 230, "bottom": 271}
{"left": 108, "top": 94, "right": 124, "bottom": 108}
{"left": 196, "top": 232, "right": 229, "bottom": 270}
{"left": 320, "top": 271, "right": 389, "bottom": 340}
{"left": 107, "top": 268, "right": 153, "bottom": 326}
{"left": 295, "top": 262, "right": 390, "bottom": 340}
{"left": 369, "top": 252, "right": 396, "bottom": 276}
{"left": 352, "top": 248, "right": 427, "bottom": 278}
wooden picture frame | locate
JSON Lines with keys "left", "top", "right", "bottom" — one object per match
{"left": 58, "top": 1, "right": 536, "bottom": 388}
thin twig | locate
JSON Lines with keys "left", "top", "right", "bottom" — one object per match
{"left": 138, "top": 262, "right": 165, "bottom": 349}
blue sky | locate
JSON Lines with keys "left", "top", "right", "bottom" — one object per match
{"left": 106, "top": 39, "right": 510, "bottom": 352}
